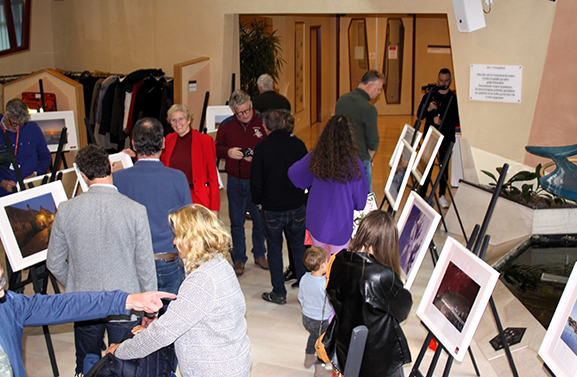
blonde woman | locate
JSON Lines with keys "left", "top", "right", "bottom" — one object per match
{"left": 109, "top": 204, "right": 251, "bottom": 377}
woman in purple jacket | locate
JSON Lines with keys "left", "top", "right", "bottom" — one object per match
{"left": 288, "top": 115, "right": 368, "bottom": 257}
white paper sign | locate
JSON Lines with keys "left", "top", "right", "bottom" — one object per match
{"left": 469, "top": 64, "right": 522, "bottom": 103}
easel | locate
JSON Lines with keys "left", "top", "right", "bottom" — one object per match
{"left": 410, "top": 164, "right": 520, "bottom": 377}
{"left": 1, "top": 129, "right": 70, "bottom": 377}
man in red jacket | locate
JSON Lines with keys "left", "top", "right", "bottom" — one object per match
{"left": 215, "top": 90, "right": 268, "bottom": 276}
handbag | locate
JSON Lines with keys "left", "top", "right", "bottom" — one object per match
{"left": 314, "top": 294, "right": 331, "bottom": 364}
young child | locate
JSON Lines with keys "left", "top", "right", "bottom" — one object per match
{"left": 298, "top": 246, "right": 333, "bottom": 377}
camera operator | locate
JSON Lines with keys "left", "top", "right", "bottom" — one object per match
{"left": 216, "top": 90, "right": 268, "bottom": 276}
{"left": 417, "top": 68, "right": 460, "bottom": 208}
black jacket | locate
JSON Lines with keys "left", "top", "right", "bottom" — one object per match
{"left": 324, "top": 250, "right": 412, "bottom": 377}
{"left": 250, "top": 129, "right": 307, "bottom": 211}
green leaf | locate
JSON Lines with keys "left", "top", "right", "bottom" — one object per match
{"left": 508, "top": 170, "right": 537, "bottom": 183}
{"left": 509, "top": 187, "right": 521, "bottom": 196}
{"left": 481, "top": 170, "right": 497, "bottom": 182}
{"left": 521, "top": 184, "right": 532, "bottom": 204}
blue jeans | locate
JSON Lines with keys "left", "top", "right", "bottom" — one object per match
{"left": 362, "top": 159, "right": 372, "bottom": 192}
{"left": 74, "top": 319, "right": 139, "bottom": 374}
{"left": 227, "top": 176, "right": 266, "bottom": 264}
{"left": 261, "top": 205, "right": 307, "bottom": 297}
{"left": 155, "top": 257, "right": 184, "bottom": 296}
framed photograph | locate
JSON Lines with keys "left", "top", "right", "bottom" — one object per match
{"left": 109, "top": 152, "right": 134, "bottom": 173}
{"left": 21, "top": 167, "right": 80, "bottom": 199}
{"left": 389, "top": 124, "right": 422, "bottom": 167}
{"left": 416, "top": 237, "right": 500, "bottom": 362}
{"left": 539, "top": 262, "right": 577, "bottom": 376}
{"left": 29, "top": 110, "right": 79, "bottom": 153}
{"left": 397, "top": 191, "right": 441, "bottom": 290}
{"left": 0, "top": 180, "right": 67, "bottom": 272}
{"left": 411, "top": 127, "right": 444, "bottom": 185}
{"left": 352, "top": 192, "right": 378, "bottom": 237}
{"left": 75, "top": 152, "right": 133, "bottom": 192}
{"left": 384, "top": 139, "right": 416, "bottom": 212}
{"left": 205, "top": 106, "right": 234, "bottom": 133}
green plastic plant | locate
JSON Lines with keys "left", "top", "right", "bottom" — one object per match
{"left": 481, "top": 164, "right": 573, "bottom": 207}
{"left": 239, "top": 18, "right": 284, "bottom": 99}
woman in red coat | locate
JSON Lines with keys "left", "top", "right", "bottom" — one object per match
{"left": 161, "top": 104, "right": 220, "bottom": 212}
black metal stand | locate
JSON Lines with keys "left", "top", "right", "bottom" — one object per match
{"left": 411, "top": 164, "right": 520, "bottom": 377}
{"left": 199, "top": 91, "right": 211, "bottom": 134}
{"left": 84, "top": 117, "right": 97, "bottom": 144}
{"left": 1, "top": 134, "right": 63, "bottom": 376}
{"left": 49, "top": 127, "right": 69, "bottom": 181}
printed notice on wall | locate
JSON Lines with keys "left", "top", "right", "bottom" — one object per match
{"left": 469, "top": 65, "right": 522, "bottom": 103}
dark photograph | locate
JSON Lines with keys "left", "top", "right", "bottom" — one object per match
{"left": 433, "top": 261, "right": 481, "bottom": 332}
{"left": 399, "top": 205, "right": 432, "bottom": 275}
{"left": 5, "top": 193, "right": 57, "bottom": 258}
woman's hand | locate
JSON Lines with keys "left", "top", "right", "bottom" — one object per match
{"left": 131, "top": 324, "right": 148, "bottom": 335}
{"left": 106, "top": 343, "right": 121, "bottom": 355}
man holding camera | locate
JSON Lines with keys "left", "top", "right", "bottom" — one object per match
{"left": 216, "top": 90, "right": 268, "bottom": 276}
{"left": 417, "top": 68, "right": 460, "bottom": 208}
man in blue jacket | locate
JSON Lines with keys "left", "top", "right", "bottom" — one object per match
{"left": 114, "top": 117, "right": 192, "bottom": 296}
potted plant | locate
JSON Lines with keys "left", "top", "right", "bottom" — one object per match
{"left": 239, "top": 18, "right": 284, "bottom": 99}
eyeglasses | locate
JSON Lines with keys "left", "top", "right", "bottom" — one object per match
{"left": 2, "top": 117, "right": 18, "bottom": 129}
{"left": 235, "top": 105, "right": 252, "bottom": 117}
{"left": 170, "top": 117, "right": 188, "bottom": 124}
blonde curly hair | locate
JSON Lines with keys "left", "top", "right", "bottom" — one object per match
{"left": 169, "top": 204, "right": 231, "bottom": 275}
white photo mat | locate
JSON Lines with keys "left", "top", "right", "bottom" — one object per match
{"left": 412, "top": 127, "right": 444, "bottom": 186}
{"left": 30, "top": 110, "right": 79, "bottom": 153}
{"left": 389, "top": 124, "right": 422, "bottom": 167}
{"left": 75, "top": 152, "right": 133, "bottom": 192}
{"left": 397, "top": 191, "right": 441, "bottom": 290}
{"left": 385, "top": 139, "right": 416, "bottom": 212}
{"left": 0, "top": 180, "right": 68, "bottom": 272}
{"left": 539, "top": 262, "right": 577, "bottom": 376}
{"left": 21, "top": 167, "right": 80, "bottom": 199}
{"left": 416, "top": 237, "right": 500, "bottom": 362}
{"left": 205, "top": 106, "right": 234, "bottom": 133}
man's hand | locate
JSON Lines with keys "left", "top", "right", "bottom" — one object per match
{"left": 433, "top": 116, "right": 442, "bottom": 126}
{"left": 1, "top": 180, "right": 16, "bottom": 192}
{"left": 106, "top": 343, "right": 121, "bottom": 355}
{"left": 228, "top": 147, "right": 244, "bottom": 160}
{"left": 427, "top": 101, "right": 438, "bottom": 113}
{"left": 126, "top": 291, "right": 176, "bottom": 313}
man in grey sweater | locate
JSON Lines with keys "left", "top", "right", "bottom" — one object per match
{"left": 47, "top": 144, "right": 157, "bottom": 376}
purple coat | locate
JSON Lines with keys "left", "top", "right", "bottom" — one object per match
{"left": 288, "top": 152, "right": 368, "bottom": 245}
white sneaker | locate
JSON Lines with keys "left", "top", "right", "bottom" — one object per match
{"left": 439, "top": 195, "right": 450, "bottom": 209}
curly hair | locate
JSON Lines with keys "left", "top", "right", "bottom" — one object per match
{"left": 75, "top": 144, "right": 111, "bottom": 180}
{"left": 169, "top": 204, "right": 231, "bottom": 275}
{"left": 308, "top": 114, "right": 361, "bottom": 183}
{"left": 349, "top": 210, "right": 401, "bottom": 277}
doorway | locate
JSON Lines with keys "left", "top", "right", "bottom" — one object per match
{"left": 310, "top": 26, "right": 322, "bottom": 125}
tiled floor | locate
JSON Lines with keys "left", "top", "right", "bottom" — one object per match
{"left": 7, "top": 115, "right": 551, "bottom": 376}
{"left": 15, "top": 197, "right": 548, "bottom": 377}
